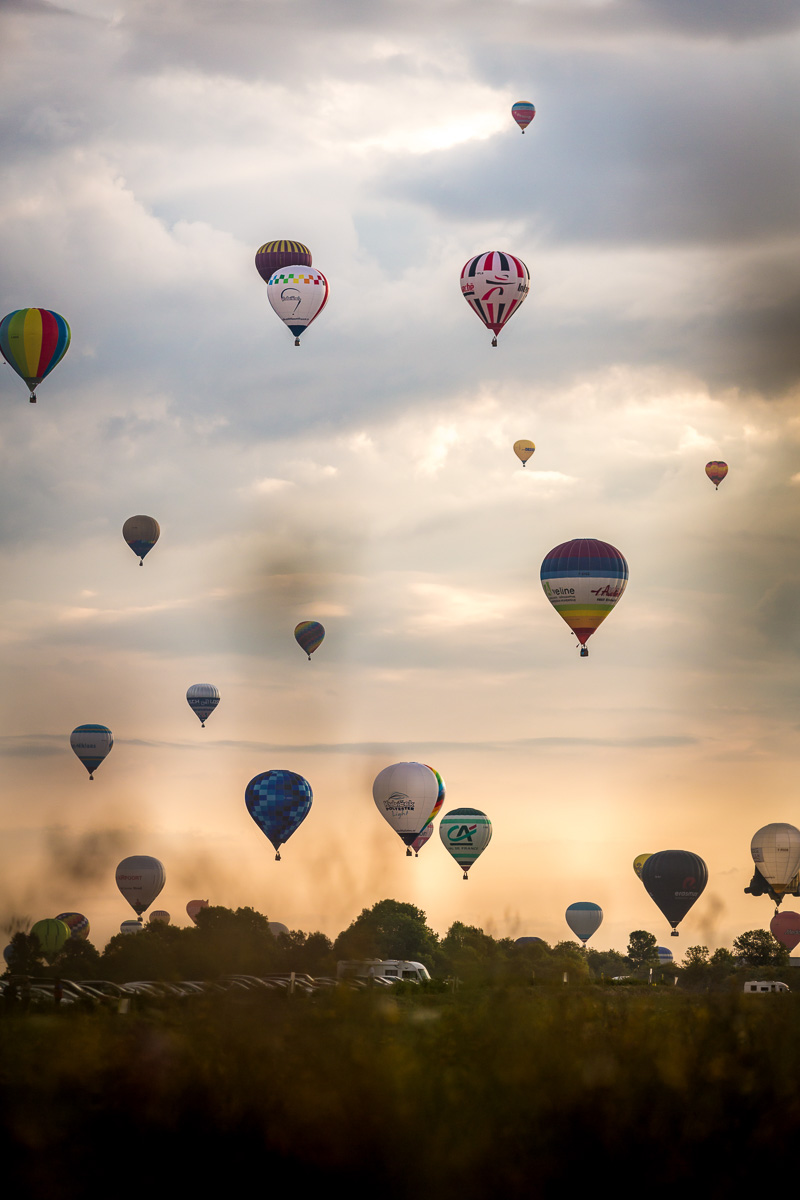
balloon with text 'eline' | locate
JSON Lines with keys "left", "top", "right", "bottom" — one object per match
{"left": 540, "top": 538, "right": 628, "bottom": 657}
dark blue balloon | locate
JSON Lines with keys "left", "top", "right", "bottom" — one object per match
{"left": 245, "top": 769, "right": 312, "bottom": 861}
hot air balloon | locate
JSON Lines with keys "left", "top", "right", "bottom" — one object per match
{"left": 55, "top": 912, "right": 90, "bottom": 941}
{"left": 255, "top": 240, "right": 312, "bottom": 284}
{"left": 513, "top": 439, "right": 535, "bottom": 467}
{"left": 186, "top": 899, "right": 209, "bottom": 925}
{"left": 269, "top": 922, "right": 290, "bottom": 937}
{"left": 770, "top": 911, "right": 800, "bottom": 952}
{"left": 511, "top": 101, "right": 536, "bottom": 133}
{"left": 633, "top": 853, "right": 652, "bottom": 880}
{"left": 565, "top": 902, "right": 603, "bottom": 944}
{"left": 31, "top": 919, "right": 70, "bottom": 957}
{"left": 411, "top": 823, "right": 434, "bottom": 857}
{"left": 120, "top": 919, "right": 144, "bottom": 935}
{"left": 460, "top": 252, "right": 530, "bottom": 346}
{"left": 115, "top": 856, "right": 166, "bottom": 916}
{"left": 751, "top": 824, "right": 800, "bottom": 904}
{"left": 373, "top": 762, "right": 445, "bottom": 856}
{"left": 540, "top": 538, "right": 628, "bottom": 658}
{"left": 245, "top": 769, "right": 312, "bottom": 861}
{"left": 0, "top": 308, "right": 71, "bottom": 402}
{"left": 657, "top": 946, "right": 674, "bottom": 965}
{"left": 186, "top": 684, "right": 220, "bottom": 728}
{"left": 294, "top": 621, "right": 325, "bottom": 660}
{"left": 439, "top": 808, "right": 492, "bottom": 880}
{"left": 267, "top": 266, "right": 329, "bottom": 346}
{"left": 123, "top": 515, "right": 160, "bottom": 565}
{"left": 149, "top": 910, "right": 170, "bottom": 925}
{"left": 705, "top": 462, "right": 728, "bottom": 490}
{"left": 641, "top": 850, "right": 707, "bottom": 937}
{"left": 515, "top": 936, "right": 545, "bottom": 946}
{"left": 70, "top": 724, "right": 113, "bottom": 781}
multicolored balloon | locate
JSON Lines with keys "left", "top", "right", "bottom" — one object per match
{"left": 294, "top": 621, "right": 325, "bottom": 660}
{"left": 0, "top": 307, "right": 71, "bottom": 402}
{"left": 705, "top": 461, "right": 728, "bottom": 490}
{"left": 255, "top": 240, "right": 312, "bottom": 283}
{"left": 186, "top": 684, "right": 220, "bottom": 728}
{"left": 267, "top": 266, "right": 329, "bottom": 346}
{"left": 751, "top": 823, "right": 800, "bottom": 902}
{"left": 31, "top": 918, "right": 70, "bottom": 956}
{"left": 410, "top": 823, "right": 434, "bottom": 857}
{"left": 115, "top": 855, "right": 166, "bottom": 916}
{"left": 460, "top": 252, "right": 530, "bottom": 346}
{"left": 245, "top": 769, "right": 312, "bottom": 861}
{"left": 70, "top": 724, "right": 113, "bottom": 781}
{"left": 511, "top": 101, "right": 536, "bottom": 133}
{"left": 540, "top": 538, "right": 628, "bottom": 657}
{"left": 513, "top": 439, "right": 535, "bottom": 467}
{"left": 123, "top": 515, "right": 160, "bottom": 565}
{"left": 186, "top": 899, "right": 209, "bottom": 925}
{"left": 149, "top": 910, "right": 170, "bottom": 925}
{"left": 55, "top": 912, "right": 90, "bottom": 941}
{"left": 641, "top": 850, "right": 708, "bottom": 937}
{"left": 770, "top": 911, "right": 800, "bottom": 952}
{"left": 439, "top": 808, "right": 492, "bottom": 880}
{"left": 373, "top": 762, "right": 445, "bottom": 856}
{"left": 565, "top": 902, "right": 603, "bottom": 944}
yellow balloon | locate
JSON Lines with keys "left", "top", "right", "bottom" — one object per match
{"left": 513, "top": 439, "right": 535, "bottom": 466}
{"left": 633, "top": 853, "right": 652, "bottom": 880}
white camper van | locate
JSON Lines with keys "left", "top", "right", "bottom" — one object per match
{"left": 743, "top": 980, "right": 789, "bottom": 993}
{"left": 337, "top": 959, "right": 431, "bottom": 984}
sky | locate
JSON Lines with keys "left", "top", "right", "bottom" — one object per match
{"left": 1, "top": 0, "right": 799, "bottom": 958}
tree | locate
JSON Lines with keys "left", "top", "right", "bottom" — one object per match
{"left": 3, "top": 931, "right": 45, "bottom": 977}
{"left": 586, "top": 947, "right": 629, "bottom": 979}
{"left": 333, "top": 899, "right": 439, "bottom": 964}
{"left": 733, "top": 929, "right": 790, "bottom": 969}
{"left": 626, "top": 930, "right": 659, "bottom": 970}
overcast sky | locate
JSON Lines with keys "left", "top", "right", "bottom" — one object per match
{"left": 1, "top": 0, "right": 799, "bottom": 956}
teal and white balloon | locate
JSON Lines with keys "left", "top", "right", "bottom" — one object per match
{"left": 439, "top": 808, "right": 492, "bottom": 880}
{"left": 565, "top": 902, "right": 603, "bottom": 944}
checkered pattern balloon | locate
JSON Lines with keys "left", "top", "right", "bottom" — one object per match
{"left": 245, "top": 769, "right": 313, "bottom": 860}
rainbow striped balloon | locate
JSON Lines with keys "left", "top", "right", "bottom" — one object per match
{"left": 540, "top": 538, "right": 628, "bottom": 656}
{"left": 294, "top": 621, "right": 325, "bottom": 659}
{"left": 0, "top": 308, "right": 71, "bottom": 402}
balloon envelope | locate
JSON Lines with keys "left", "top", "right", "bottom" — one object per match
{"left": 770, "top": 911, "right": 800, "bottom": 952}
{"left": 633, "top": 853, "right": 652, "bottom": 880}
{"left": 245, "top": 769, "right": 313, "bottom": 859}
{"left": 751, "top": 823, "right": 800, "bottom": 896}
{"left": 511, "top": 101, "right": 536, "bottom": 132}
{"left": 294, "top": 621, "right": 325, "bottom": 659}
{"left": 565, "top": 902, "right": 603, "bottom": 944}
{"left": 641, "top": 850, "right": 708, "bottom": 935}
{"left": 115, "top": 856, "right": 166, "bottom": 916}
{"left": 186, "top": 683, "right": 220, "bottom": 727}
{"left": 120, "top": 920, "right": 144, "bottom": 935}
{"left": 255, "top": 239, "right": 312, "bottom": 283}
{"left": 513, "top": 439, "right": 535, "bottom": 466}
{"left": 0, "top": 307, "right": 70, "bottom": 401}
{"left": 540, "top": 538, "right": 628, "bottom": 652}
{"left": 439, "top": 807, "right": 492, "bottom": 878}
{"left": 123, "top": 515, "right": 160, "bottom": 564}
{"left": 55, "top": 912, "right": 90, "bottom": 941}
{"left": 186, "top": 899, "right": 209, "bottom": 925}
{"left": 373, "top": 762, "right": 444, "bottom": 849}
{"left": 70, "top": 724, "right": 113, "bottom": 780}
{"left": 705, "top": 461, "right": 728, "bottom": 489}
{"left": 31, "top": 918, "right": 70, "bottom": 956}
{"left": 149, "top": 910, "right": 170, "bottom": 925}
{"left": 267, "top": 265, "right": 329, "bottom": 344}
{"left": 657, "top": 946, "right": 674, "bottom": 965}
{"left": 460, "top": 251, "right": 530, "bottom": 343}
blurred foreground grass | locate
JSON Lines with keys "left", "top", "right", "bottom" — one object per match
{"left": 2, "top": 987, "right": 799, "bottom": 1196}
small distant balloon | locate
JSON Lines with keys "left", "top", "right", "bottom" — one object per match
{"left": 633, "top": 853, "right": 652, "bottom": 880}
{"left": 269, "top": 922, "right": 290, "bottom": 937}
{"left": 294, "top": 621, "right": 325, "bottom": 660}
{"left": 513, "top": 439, "right": 535, "bottom": 467}
{"left": 245, "top": 769, "right": 313, "bottom": 861}
{"left": 565, "top": 902, "right": 603, "bottom": 944}
{"left": 120, "top": 919, "right": 144, "bottom": 935}
{"left": 515, "top": 936, "right": 545, "bottom": 946}
{"left": 705, "top": 461, "right": 728, "bottom": 490}
{"left": 70, "top": 724, "right": 113, "bottom": 781}
{"left": 123, "top": 515, "right": 160, "bottom": 565}
{"left": 55, "top": 912, "right": 90, "bottom": 941}
{"left": 186, "top": 684, "right": 220, "bottom": 728}
{"left": 771, "top": 911, "right": 800, "bottom": 952}
{"left": 439, "top": 808, "right": 492, "bottom": 880}
{"left": 511, "top": 101, "right": 536, "bottom": 133}
{"left": 186, "top": 899, "right": 209, "bottom": 925}
{"left": 149, "top": 910, "right": 170, "bottom": 925}
{"left": 540, "top": 538, "right": 628, "bottom": 657}
{"left": 267, "top": 266, "right": 329, "bottom": 346}
{"left": 255, "top": 240, "right": 312, "bottom": 283}
{"left": 657, "top": 946, "right": 674, "bottom": 965}
{"left": 461, "top": 252, "right": 530, "bottom": 346}
{"left": 115, "top": 855, "right": 166, "bottom": 916}
{"left": 31, "top": 918, "right": 70, "bottom": 956}
{"left": 0, "top": 307, "right": 71, "bottom": 402}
